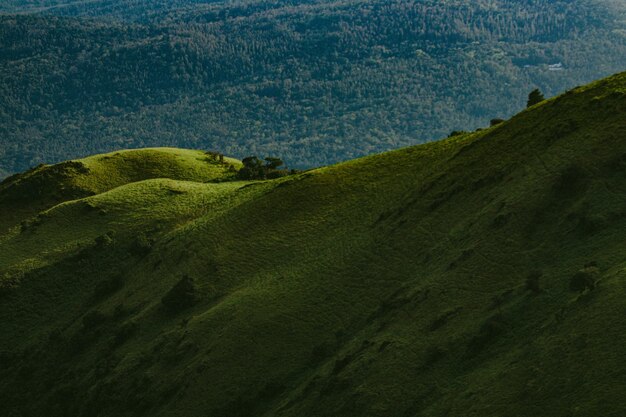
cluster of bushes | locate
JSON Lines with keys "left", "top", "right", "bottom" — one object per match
{"left": 95, "top": 231, "right": 116, "bottom": 247}
{"left": 521, "top": 263, "right": 600, "bottom": 296}
{"left": 0, "top": 269, "right": 25, "bottom": 296}
{"left": 236, "top": 156, "right": 296, "bottom": 180}
{"left": 447, "top": 130, "right": 469, "bottom": 138}
{"left": 521, "top": 262, "right": 600, "bottom": 295}
{"left": 570, "top": 263, "right": 600, "bottom": 292}
{"left": 205, "top": 151, "right": 225, "bottom": 164}
{"left": 130, "top": 233, "right": 153, "bottom": 256}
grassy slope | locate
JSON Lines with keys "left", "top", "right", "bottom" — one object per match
{"left": 0, "top": 147, "right": 240, "bottom": 234}
{"left": 0, "top": 72, "right": 625, "bottom": 417}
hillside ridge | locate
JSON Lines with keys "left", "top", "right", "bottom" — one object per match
{"left": 0, "top": 71, "right": 625, "bottom": 417}
{"left": 0, "top": 147, "right": 240, "bottom": 234}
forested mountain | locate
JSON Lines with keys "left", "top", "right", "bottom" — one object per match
{"left": 1, "top": 72, "right": 625, "bottom": 417}
{"left": 1, "top": 0, "right": 625, "bottom": 175}
{"left": 0, "top": 0, "right": 220, "bottom": 19}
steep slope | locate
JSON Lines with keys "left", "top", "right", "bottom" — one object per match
{"left": 1, "top": 0, "right": 625, "bottom": 175}
{"left": 0, "top": 147, "right": 240, "bottom": 234}
{"left": 0, "top": 72, "right": 626, "bottom": 416}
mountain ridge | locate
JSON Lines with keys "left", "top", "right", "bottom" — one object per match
{"left": 0, "top": 147, "right": 240, "bottom": 234}
{"left": 0, "top": 70, "right": 625, "bottom": 416}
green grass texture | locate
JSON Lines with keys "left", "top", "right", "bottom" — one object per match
{"left": 0, "top": 72, "right": 625, "bottom": 417}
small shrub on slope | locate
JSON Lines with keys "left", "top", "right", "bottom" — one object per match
{"left": 161, "top": 275, "right": 199, "bottom": 313}
{"left": 527, "top": 88, "right": 545, "bottom": 107}
{"left": 570, "top": 266, "right": 599, "bottom": 292}
{"left": 130, "top": 233, "right": 153, "bottom": 256}
{"left": 95, "top": 231, "right": 116, "bottom": 248}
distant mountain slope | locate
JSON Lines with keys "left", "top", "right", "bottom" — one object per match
{"left": 1, "top": 0, "right": 625, "bottom": 176}
{"left": 0, "top": 0, "right": 225, "bottom": 19}
{"left": 0, "top": 71, "right": 625, "bottom": 417}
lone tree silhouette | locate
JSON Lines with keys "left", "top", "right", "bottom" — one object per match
{"left": 237, "top": 156, "right": 288, "bottom": 180}
{"left": 238, "top": 156, "right": 265, "bottom": 180}
{"left": 527, "top": 89, "right": 545, "bottom": 108}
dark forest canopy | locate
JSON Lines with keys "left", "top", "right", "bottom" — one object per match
{"left": 0, "top": 0, "right": 625, "bottom": 175}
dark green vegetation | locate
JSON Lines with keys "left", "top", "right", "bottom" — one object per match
{"left": 1, "top": 71, "right": 626, "bottom": 416}
{"left": 1, "top": 0, "right": 626, "bottom": 175}
{"left": 237, "top": 156, "right": 292, "bottom": 180}
{"left": 527, "top": 88, "right": 546, "bottom": 108}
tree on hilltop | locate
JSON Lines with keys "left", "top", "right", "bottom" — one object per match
{"left": 237, "top": 156, "right": 289, "bottom": 180}
{"left": 527, "top": 89, "right": 545, "bottom": 107}
{"left": 238, "top": 156, "right": 265, "bottom": 180}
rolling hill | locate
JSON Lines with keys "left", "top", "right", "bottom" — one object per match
{"left": 1, "top": 71, "right": 625, "bottom": 416}
{"left": 1, "top": 0, "right": 626, "bottom": 176}
{"left": 0, "top": 147, "right": 240, "bottom": 234}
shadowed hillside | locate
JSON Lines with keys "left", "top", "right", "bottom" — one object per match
{"left": 0, "top": 72, "right": 625, "bottom": 416}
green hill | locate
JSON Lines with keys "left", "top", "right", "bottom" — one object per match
{"left": 1, "top": 72, "right": 626, "bottom": 416}
{"left": 0, "top": 147, "right": 240, "bottom": 234}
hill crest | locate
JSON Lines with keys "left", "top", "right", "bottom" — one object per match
{"left": 0, "top": 71, "right": 625, "bottom": 417}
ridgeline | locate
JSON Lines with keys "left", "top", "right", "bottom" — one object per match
{"left": 1, "top": 71, "right": 625, "bottom": 416}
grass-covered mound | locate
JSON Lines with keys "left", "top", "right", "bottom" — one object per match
{"left": 0, "top": 72, "right": 625, "bottom": 417}
{"left": 0, "top": 147, "right": 240, "bottom": 234}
